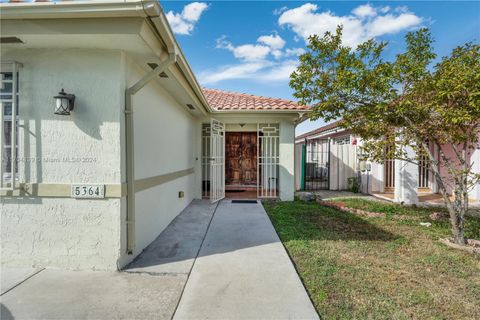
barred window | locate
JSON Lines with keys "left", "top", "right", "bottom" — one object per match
{"left": 334, "top": 136, "right": 350, "bottom": 145}
{"left": 1, "top": 65, "right": 19, "bottom": 184}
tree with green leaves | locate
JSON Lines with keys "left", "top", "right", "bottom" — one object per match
{"left": 290, "top": 26, "right": 480, "bottom": 245}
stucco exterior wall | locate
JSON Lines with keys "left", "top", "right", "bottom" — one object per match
{"left": 123, "top": 55, "right": 197, "bottom": 258}
{"left": 294, "top": 143, "right": 302, "bottom": 191}
{"left": 1, "top": 198, "right": 122, "bottom": 270}
{"left": 355, "top": 138, "right": 383, "bottom": 194}
{"left": 1, "top": 49, "right": 124, "bottom": 270}
{"left": 279, "top": 120, "right": 295, "bottom": 201}
{"left": 439, "top": 137, "right": 480, "bottom": 202}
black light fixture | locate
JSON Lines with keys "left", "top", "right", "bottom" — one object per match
{"left": 54, "top": 88, "right": 75, "bottom": 115}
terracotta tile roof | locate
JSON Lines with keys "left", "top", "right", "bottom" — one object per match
{"left": 295, "top": 120, "right": 345, "bottom": 140}
{"left": 202, "top": 88, "right": 310, "bottom": 112}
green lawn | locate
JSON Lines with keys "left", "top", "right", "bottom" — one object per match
{"left": 264, "top": 198, "right": 480, "bottom": 320}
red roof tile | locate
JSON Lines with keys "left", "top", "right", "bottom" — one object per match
{"left": 295, "top": 120, "right": 344, "bottom": 140}
{"left": 203, "top": 88, "right": 310, "bottom": 112}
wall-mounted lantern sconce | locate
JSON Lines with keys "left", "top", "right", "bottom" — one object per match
{"left": 54, "top": 88, "right": 75, "bottom": 115}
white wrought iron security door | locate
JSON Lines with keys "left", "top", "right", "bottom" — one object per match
{"left": 210, "top": 118, "right": 225, "bottom": 203}
{"left": 257, "top": 123, "right": 279, "bottom": 198}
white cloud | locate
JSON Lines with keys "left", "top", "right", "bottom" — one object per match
{"left": 216, "top": 37, "right": 271, "bottom": 61}
{"left": 367, "top": 13, "right": 422, "bottom": 37}
{"left": 285, "top": 47, "right": 306, "bottom": 57}
{"left": 278, "top": 4, "right": 364, "bottom": 47}
{"left": 199, "top": 62, "right": 271, "bottom": 84}
{"left": 206, "top": 32, "right": 308, "bottom": 84}
{"left": 199, "top": 59, "right": 299, "bottom": 85}
{"left": 256, "top": 59, "right": 299, "bottom": 81}
{"left": 273, "top": 6, "right": 289, "bottom": 15}
{"left": 353, "top": 4, "right": 376, "bottom": 18}
{"left": 380, "top": 6, "right": 391, "bottom": 14}
{"left": 230, "top": 44, "right": 271, "bottom": 61}
{"left": 166, "top": 2, "right": 208, "bottom": 35}
{"left": 199, "top": 3, "right": 424, "bottom": 85}
{"left": 182, "top": 2, "right": 208, "bottom": 21}
{"left": 278, "top": 3, "right": 422, "bottom": 47}
{"left": 257, "top": 34, "right": 286, "bottom": 49}
{"left": 271, "top": 49, "right": 283, "bottom": 59}
{"left": 216, "top": 33, "right": 303, "bottom": 62}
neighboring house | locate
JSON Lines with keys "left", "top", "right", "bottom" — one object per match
{"left": 0, "top": 1, "right": 309, "bottom": 271}
{"left": 294, "top": 120, "right": 359, "bottom": 191}
{"left": 295, "top": 121, "right": 480, "bottom": 205}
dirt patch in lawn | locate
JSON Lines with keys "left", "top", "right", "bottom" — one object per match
{"left": 264, "top": 199, "right": 480, "bottom": 319}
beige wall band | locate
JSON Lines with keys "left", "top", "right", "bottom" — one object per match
{"left": 134, "top": 168, "right": 194, "bottom": 193}
{"left": 0, "top": 168, "right": 194, "bottom": 198}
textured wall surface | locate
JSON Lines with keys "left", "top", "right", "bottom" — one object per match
{"left": 1, "top": 48, "right": 124, "bottom": 270}
{"left": 123, "top": 55, "right": 197, "bottom": 259}
{"left": 279, "top": 120, "right": 295, "bottom": 201}
{"left": 356, "top": 138, "right": 384, "bottom": 194}
{"left": 394, "top": 147, "right": 419, "bottom": 205}
{"left": 1, "top": 198, "right": 122, "bottom": 270}
{"left": 8, "top": 48, "right": 123, "bottom": 184}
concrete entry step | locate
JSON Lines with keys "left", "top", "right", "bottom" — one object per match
{"left": 174, "top": 200, "right": 319, "bottom": 320}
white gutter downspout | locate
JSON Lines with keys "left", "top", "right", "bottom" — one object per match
{"left": 125, "top": 52, "right": 176, "bottom": 254}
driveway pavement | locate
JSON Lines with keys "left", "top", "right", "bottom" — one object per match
{"left": 1, "top": 269, "right": 186, "bottom": 320}
{"left": 1, "top": 199, "right": 318, "bottom": 320}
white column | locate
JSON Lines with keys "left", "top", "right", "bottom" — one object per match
{"left": 394, "top": 146, "right": 419, "bottom": 205}
{"left": 431, "top": 143, "right": 439, "bottom": 193}
{"left": 294, "top": 143, "right": 302, "bottom": 191}
{"left": 369, "top": 162, "right": 384, "bottom": 193}
{"left": 469, "top": 146, "right": 480, "bottom": 204}
{"left": 193, "top": 120, "right": 203, "bottom": 199}
{"left": 279, "top": 120, "right": 295, "bottom": 201}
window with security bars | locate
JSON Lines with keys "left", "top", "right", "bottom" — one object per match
{"left": 304, "top": 138, "right": 329, "bottom": 190}
{"left": 334, "top": 136, "right": 350, "bottom": 145}
{"left": 1, "top": 63, "right": 19, "bottom": 188}
{"left": 418, "top": 142, "right": 431, "bottom": 189}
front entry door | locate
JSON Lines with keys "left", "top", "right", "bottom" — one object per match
{"left": 226, "top": 132, "right": 257, "bottom": 186}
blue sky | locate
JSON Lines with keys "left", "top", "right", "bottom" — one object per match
{"left": 161, "top": 1, "right": 480, "bottom": 135}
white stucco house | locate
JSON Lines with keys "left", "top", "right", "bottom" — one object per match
{"left": 0, "top": 1, "right": 309, "bottom": 271}
{"left": 295, "top": 121, "right": 480, "bottom": 205}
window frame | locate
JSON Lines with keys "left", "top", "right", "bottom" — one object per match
{"left": 1, "top": 61, "right": 21, "bottom": 190}
{"left": 334, "top": 135, "right": 351, "bottom": 145}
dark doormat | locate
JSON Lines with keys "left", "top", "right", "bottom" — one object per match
{"left": 231, "top": 200, "right": 258, "bottom": 204}
{"left": 226, "top": 190, "right": 246, "bottom": 193}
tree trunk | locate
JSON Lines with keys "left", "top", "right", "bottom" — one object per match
{"left": 450, "top": 183, "right": 467, "bottom": 245}
{"left": 430, "top": 142, "right": 468, "bottom": 246}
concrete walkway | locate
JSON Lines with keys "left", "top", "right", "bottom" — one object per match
{"left": 174, "top": 200, "right": 319, "bottom": 320}
{"left": 125, "top": 200, "right": 217, "bottom": 275}
{"left": 1, "top": 199, "right": 318, "bottom": 319}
